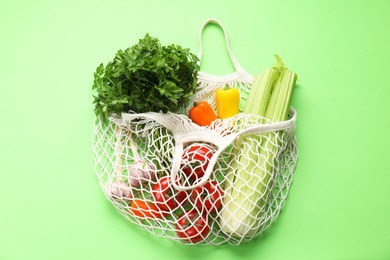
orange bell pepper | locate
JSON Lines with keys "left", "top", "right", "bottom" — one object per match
{"left": 129, "top": 199, "right": 168, "bottom": 219}
{"left": 215, "top": 85, "right": 240, "bottom": 119}
{"left": 189, "top": 101, "right": 218, "bottom": 126}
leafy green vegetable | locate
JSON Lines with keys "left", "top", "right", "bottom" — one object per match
{"left": 92, "top": 34, "right": 199, "bottom": 120}
{"left": 220, "top": 55, "right": 297, "bottom": 237}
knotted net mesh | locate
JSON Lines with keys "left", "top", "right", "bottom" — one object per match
{"left": 92, "top": 92, "right": 298, "bottom": 245}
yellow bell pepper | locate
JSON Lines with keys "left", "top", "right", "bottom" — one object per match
{"left": 215, "top": 85, "right": 240, "bottom": 119}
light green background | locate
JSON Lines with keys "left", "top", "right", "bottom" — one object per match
{"left": 1, "top": 0, "right": 389, "bottom": 259}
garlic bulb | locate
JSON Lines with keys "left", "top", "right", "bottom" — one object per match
{"left": 127, "top": 159, "right": 157, "bottom": 186}
{"left": 106, "top": 179, "right": 133, "bottom": 201}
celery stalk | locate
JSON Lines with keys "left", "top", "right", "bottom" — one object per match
{"left": 243, "top": 67, "right": 280, "bottom": 116}
{"left": 220, "top": 55, "right": 297, "bottom": 237}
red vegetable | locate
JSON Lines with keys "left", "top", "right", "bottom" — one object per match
{"left": 182, "top": 144, "right": 213, "bottom": 179}
{"left": 176, "top": 210, "right": 210, "bottom": 243}
{"left": 152, "top": 176, "right": 187, "bottom": 211}
{"left": 190, "top": 181, "right": 223, "bottom": 213}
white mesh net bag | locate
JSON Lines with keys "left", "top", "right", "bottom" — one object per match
{"left": 92, "top": 19, "right": 298, "bottom": 245}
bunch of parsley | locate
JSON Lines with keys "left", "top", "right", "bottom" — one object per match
{"left": 92, "top": 34, "right": 199, "bottom": 120}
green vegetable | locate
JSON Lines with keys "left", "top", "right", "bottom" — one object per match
{"left": 92, "top": 34, "right": 199, "bottom": 120}
{"left": 219, "top": 55, "right": 297, "bottom": 237}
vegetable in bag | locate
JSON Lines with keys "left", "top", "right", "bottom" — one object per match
{"left": 219, "top": 55, "right": 297, "bottom": 238}
{"left": 215, "top": 85, "right": 240, "bottom": 119}
{"left": 92, "top": 33, "right": 199, "bottom": 120}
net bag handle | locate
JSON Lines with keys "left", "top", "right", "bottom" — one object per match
{"left": 170, "top": 109, "right": 297, "bottom": 191}
{"left": 121, "top": 109, "right": 296, "bottom": 191}
{"left": 197, "top": 18, "right": 241, "bottom": 71}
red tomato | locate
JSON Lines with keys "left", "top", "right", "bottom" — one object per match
{"left": 152, "top": 176, "right": 187, "bottom": 212}
{"left": 176, "top": 210, "right": 210, "bottom": 243}
{"left": 190, "top": 181, "right": 223, "bottom": 213}
{"left": 182, "top": 144, "right": 214, "bottom": 179}
{"left": 129, "top": 199, "right": 167, "bottom": 219}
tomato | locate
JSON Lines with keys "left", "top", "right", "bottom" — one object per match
{"left": 129, "top": 199, "right": 167, "bottom": 219}
{"left": 152, "top": 176, "right": 187, "bottom": 212}
{"left": 176, "top": 210, "right": 210, "bottom": 243}
{"left": 190, "top": 181, "right": 223, "bottom": 213}
{"left": 182, "top": 144, "right": 214, "bottom": 179}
